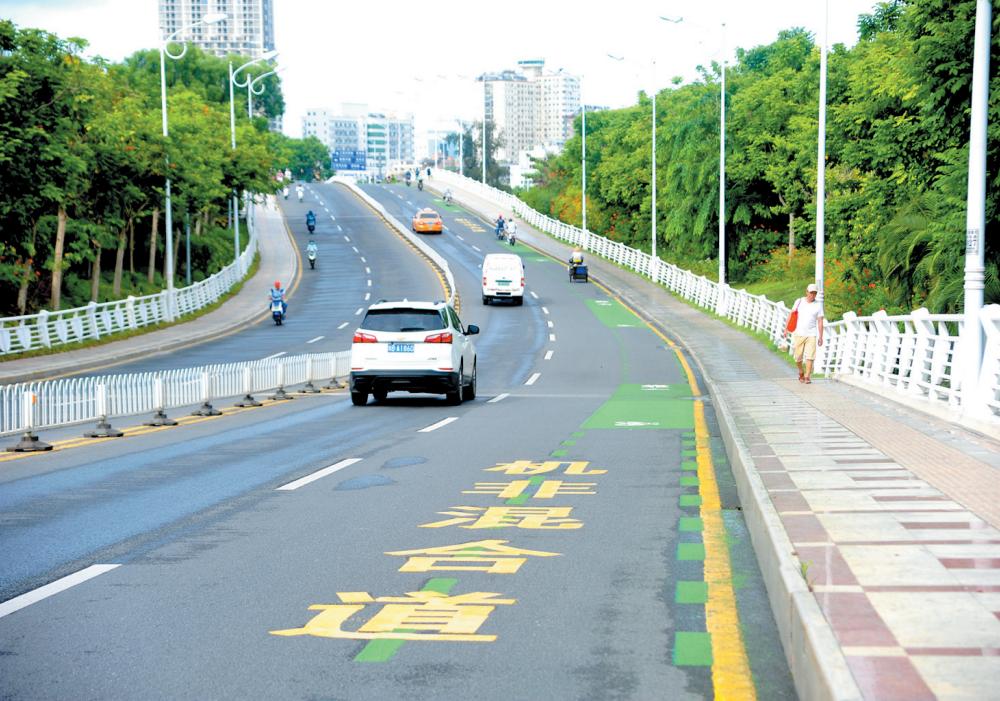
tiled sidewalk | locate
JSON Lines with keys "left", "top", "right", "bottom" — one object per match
{"left": 437, "top": 178, "right": 1000, "bottom": 700}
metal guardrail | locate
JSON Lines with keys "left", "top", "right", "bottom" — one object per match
{"left": 0, "top": 202, "right": 262, "bottom": 357}
{"left": 434, "top": 171, "right": 1000, "bottom": 431}
{"left": 2, "top": 351, "right": 351, "bottom": 447}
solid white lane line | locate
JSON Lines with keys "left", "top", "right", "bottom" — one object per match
{"left": 365, "top": 267, "right": 371, "bottom": 274}
{"left": 264, "top": 351, "right": 286, "bottom": 359}
{"left": 355, "top": 307, "right": 363, "bottom": 315}
{"left": 276, "top": 458, "right": 363, "bottom": 491}
{"left": 337, "top": 322, "right": 349, "bottom": 330}
{"left": 530, "top": 291, "right": 539, "bottom": 299}
{"left": 487, "top": 393, "right": 509, "bottom": 404}
{"left": 542, "top": 306, "right": 549, "bottom": 314}
{"left": 364, "top": 293, "right": 371, "bottom": 301}
{"left": 549, "top": 333, "right": 556, "bottom": 342}
{"left": 306, "top": 336, "right": 324, "bottom": 344}
{"left": 525, "top": 373, "right": 541, "bottom": 386}
{"left": 0, "top": 564, "right": 120, "bottom": 619}
{"left": 472, "top": 245, "right": 482, "bottom": 252}
{"left": 418, "top": 416, "right": 459, "bottom": 433}
{"left": 344, "top": 235, "right": 351, "bottom": 242}
{"left": 544, "top": 350, "right": 554, "bottom": 360}
{"left": 547, "top": 320, "right": 554, "bottom": 328}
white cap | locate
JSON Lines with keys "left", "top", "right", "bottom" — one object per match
{"left": 807, "top": 283, "right": 818, "bottom": 293}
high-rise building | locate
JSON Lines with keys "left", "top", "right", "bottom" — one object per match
{"left": 303, "top": 105, "right": 415, "bottom": 175}
{"left": 158, "top": 0, "right": 275, "bottom": 58}
{"left": 479, "top": 59, "right": 581, "bottom": 182}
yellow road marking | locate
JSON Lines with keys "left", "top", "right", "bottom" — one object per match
{"left": 591, "top": 285, "right": 756, "bottom": 699}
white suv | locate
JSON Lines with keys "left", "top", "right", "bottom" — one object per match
{"left": 349, "top": 300, "right": 479, "bottom": 406}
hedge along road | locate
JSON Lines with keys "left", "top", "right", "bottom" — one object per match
{"left": 0, "top": 182, "right": 794, "bottom": 700}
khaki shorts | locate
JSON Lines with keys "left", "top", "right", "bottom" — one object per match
{"left": 792, "top": 334, "right": 817, "bottom": 362}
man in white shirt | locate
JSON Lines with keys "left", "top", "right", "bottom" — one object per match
{"left": 790, "top": 283, "right": 824, "bottom": 384}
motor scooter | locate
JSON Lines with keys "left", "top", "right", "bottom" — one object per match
{"left": 308, "top": 249, "right": 316, "bottom": 269}
{"left": 417, "top": 180, "right": 424, "bottom": 191}
{"left": 307, "top": 222, "right": 315, "bottom": 233}
{"left": 270, "top": 299, "right": 285, "bottom": 325}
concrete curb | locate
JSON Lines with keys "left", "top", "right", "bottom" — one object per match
{"left": 440, "top": 180, "right": 862, "bottom": 701}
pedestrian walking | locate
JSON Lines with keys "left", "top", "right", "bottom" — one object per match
{"left": 786, "top": 283, "right": 824, "bottom": 384}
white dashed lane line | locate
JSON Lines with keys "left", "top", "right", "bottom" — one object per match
{"left": 344, "top": 235, "right": 351, "bottom": 242}
{"left": 361, "top": 257, "right": 367, "bottom": 263}
{"left": 364, "top": 293, "right": 371, "bottom": 301}
{"left": 337, "top": 322, "right": 349, "bottom": 330}
{"left": 0, "top": 564, "right": 121, "bottom": 619}
{"left": 306, "top": 336, "right": 324, "bottom": 344}
{"left": 487, "top": 393, "right": 509, "bottom": 404}
{"left": 549, "top": 334, "right": 556, "bottom": 342}
{"left": 365, "top": 267, "right": 371, "bottom": 274}
{"left": 418, "top": 417, "right": 459, "bottom": 433}
{"left": 547, "top": 321, "right": 554, "bottom": 328}
{"left": 264, "top": 351, "right": 286, "bottom": 359}
{"left": 530, "top": 291, "right": 539, "bottom": 299}
{"left": 525, "top": 373, "right": 541, "bottom": 386}
{"left": 276, "top": 458, "right": 363, "bottom": 491}
{"left": 542, "top": 306, "right": 549, "bottom": 314}
{"left": 472, "top": 245, "right": 481, "bottom": 252}
{"left": 544, "top": 350, "right": 554, "bottom": 360}
{"left": 355, "top": 307, "right": 363, "bottom": 316}
{"left": 456, "top": 235, "right": 464, "bottom": 241}
{"left": 337, "top": 225, "right": 343, "bottom": 232}
{"left": 367, "top": 280, "right": 372, "bottom": 287}
{"left": 352, "top": 246, "right": 359, "bottom": 254}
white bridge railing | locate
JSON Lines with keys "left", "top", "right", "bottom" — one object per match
{"left": 1, "top": 351, "right": 351, "bottom": 444}
{"left": 0, "top": 202, "right": 261, "bottom": 357}
{"left": 435, "top": 171, "right": 1000, "bottom": 432}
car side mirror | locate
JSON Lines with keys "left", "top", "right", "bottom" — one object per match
{"left": 466, "top": 324, "right": 479, "bottom": 336}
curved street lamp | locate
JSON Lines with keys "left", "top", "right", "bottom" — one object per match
{"left": 159, "top": 11, "right": 227, "bottom": 316}
{"left": 228, "top": 50, "right": 278, "bottom": 270}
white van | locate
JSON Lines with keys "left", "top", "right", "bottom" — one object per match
{"left": 481, "top": 253, "right": 525, "bottom": 306}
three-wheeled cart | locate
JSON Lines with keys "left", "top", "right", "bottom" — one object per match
{"left": 568, "top": 264, "right": 588, "bottom": 282}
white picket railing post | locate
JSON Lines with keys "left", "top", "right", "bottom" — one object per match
{"left": 4, "top": 392, "right": 52, "bottom": 452}
{"left": 192, "top": 371, "right": 221, "bottom": 416}
{"left": 235, "top": 366, "right": 262, "bottom": 407}
{"left": 84, "top": 383, "right": 124, "bottom": 438}
{"left": 270, "top": 361, "right": 292, "bottom": 401}
{"left": 301, "top": 356, "right": 320, "bottom": 393}
{"left": 145, "top": 376, "right": 178, "bottom": 426}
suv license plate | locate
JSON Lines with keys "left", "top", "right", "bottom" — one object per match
{"left": 388, "top": 343, "right": 414, "bottom": 353}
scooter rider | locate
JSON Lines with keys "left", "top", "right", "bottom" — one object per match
{"left": 495, "top": 214, "right": 505, "bottom": 239}
{"left": 569, "top": 247, "right": 584, "bottom": 266}
{"left": 443, "top": 187, "right": 453, "bottom": 204}
{"left": 269, "top": 280, "right": 287, "bottom": 317}
{"left": 505, "top": 217, "right": 517, "bottom": 245}
{"left": 306, "top": 209, "right": 316, "bottom": 232}
{"left": 296, "top": 184, "right": 304, "bottom": 202}
{"left": 306, "top": 240, "right": 318, "bottom": 268}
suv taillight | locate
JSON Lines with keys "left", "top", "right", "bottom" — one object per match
{"left": 483, "top": 276, "right": 487, "bottom": 286}
{"left": 353, "top": 331, "right": 377, "bottom": 343}
{"left": 521, "top": 277, "right": 525, "bottom": 288}
{"left": 424, "top": 332, "right": 453, "bottom": 344}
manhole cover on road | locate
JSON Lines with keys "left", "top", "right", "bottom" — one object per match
{"left": 336, "top": 475, "right": 396, "bottom": 490}
{"left": 383, "top": 456, "right": 428, "bottom": 469}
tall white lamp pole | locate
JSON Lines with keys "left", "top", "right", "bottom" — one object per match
{"left": 159, "top": 12, "right": 227, "bottom": 314}
{"left": 815, "top": 0, "right": 828, "bottom": 303}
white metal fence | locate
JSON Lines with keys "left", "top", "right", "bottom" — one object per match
{"left": 1, "top": 351, "right": 351, "bottom": 440}
{"left": 435, "top": 171, "right": 1000, "bottom": 431}
{"left": 0, "top": 204, "right": 260, "bottom": 356}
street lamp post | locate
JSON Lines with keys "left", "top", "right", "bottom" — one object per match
{"left": 229, "top": 50, "right": 278, "bottom": 271}
{"left": 962, "top": 0, "right": 992, "bottom": 415}
{"left": 816, "top": 0, "right": 828, "bottom": 304}
{"left": 159, "top": 12, "right": 226, "bottom": 316}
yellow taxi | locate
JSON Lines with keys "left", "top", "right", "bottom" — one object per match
{"left": 411, "top": 208, "right": 443, "bottom": 234}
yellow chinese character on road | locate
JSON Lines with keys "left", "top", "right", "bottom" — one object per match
{"left": 485, "top": 460, "right": 606, "bottom": 476}
{"left": 386, "top": 539, "right": 560, "bottom": 574}
{"left": 270, "top": 590, "right": 514, "bottom": 642}
{"left": 463, "top": 480, "right": 597, "bottom": 499}
{"left": 419, "top": 506, "right": 583, "bottom": 529}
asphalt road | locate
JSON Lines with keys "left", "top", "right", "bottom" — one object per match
{"left": 0, "top": 182, "right": 795, "bottom": 700}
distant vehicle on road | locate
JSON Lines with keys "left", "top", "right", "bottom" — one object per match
{"left": 349, "top": 300, "right": 478, "bottom": 405}
{"left": 412, "top": 208, "right": 443, "bottom": 234}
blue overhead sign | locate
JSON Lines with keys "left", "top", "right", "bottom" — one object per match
{"left": 332, "top": 148, "right": 366, "bottom": 172}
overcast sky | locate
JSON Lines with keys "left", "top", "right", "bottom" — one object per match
{"left": 5, "top": 0, "right": 880, "bottom": 144}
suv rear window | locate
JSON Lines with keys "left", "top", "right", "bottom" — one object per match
{"left": 362, "top": 308, "right": 445, "bottom": 332}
